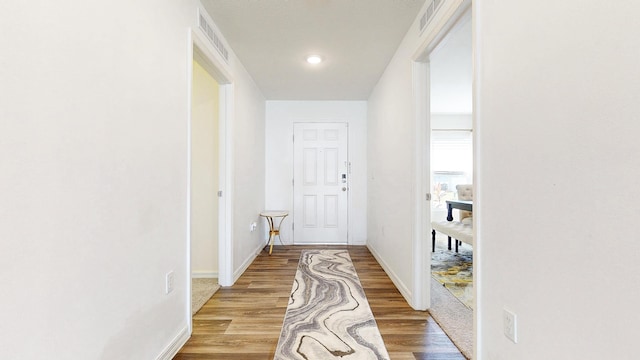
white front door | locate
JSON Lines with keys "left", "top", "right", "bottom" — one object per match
{"left": 293, "top": 123, "right": 348, "bottom": 244}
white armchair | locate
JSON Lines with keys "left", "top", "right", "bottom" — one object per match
{"left": 456, "top": 184, "right": 473, "bottom": 224}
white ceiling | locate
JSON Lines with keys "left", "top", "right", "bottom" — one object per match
{"left": 201, "top": 0, "right": 426, "bottom": 100}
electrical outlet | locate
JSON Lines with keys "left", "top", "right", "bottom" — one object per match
{"left": 503, "top": 308, "right": 517, "bottom": 343}
{"left": 166, "top": 271, "right": 175, "bottom": 294}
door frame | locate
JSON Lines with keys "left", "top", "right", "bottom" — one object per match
{"left": 411, "top": 59, "right": 431, "bottom": 311}
{"left": 187, "top": 27, "right": 234, "bottom": 333}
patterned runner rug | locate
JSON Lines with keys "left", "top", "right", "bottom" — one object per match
{"left": 274, "top": 249, "right": 390, "bottom": 360}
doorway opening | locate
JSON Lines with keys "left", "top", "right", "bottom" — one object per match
{"left": 428, "top": 9, "right": 473, "bottom": 356}
{"left": 411, "top": 1, "right": 474, "bottom": 357}
{"left": 187, "top": 28, "right": 234, "bottom": 331}
{"left": 190, "top": 58, "right": 221, "bottom": 314}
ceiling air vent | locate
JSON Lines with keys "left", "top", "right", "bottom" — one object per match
{"left": 419, "top": 0, "right": 444, "bottom": 33}
{"left": 198, "top": 11, "right": 229, "bottom": 63}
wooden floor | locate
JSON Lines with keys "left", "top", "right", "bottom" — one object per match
{"left": 174, "top": 246, "right": 465, "bottom": 360}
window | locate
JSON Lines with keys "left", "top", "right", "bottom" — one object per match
{"left": 431, "top": 130, "right": 472, "bottom": 221}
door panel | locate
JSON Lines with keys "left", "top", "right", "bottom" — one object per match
{"left": 303, "top": 149, "right": 317, "bottom": 185}
{"left": 303, "top": 195, "right": 317, "bottom": 227}
{"left": 293, "top": 123, "right": 348, "bottom": 244}
{"left": 324, "top": 149, "right": 338, "bottom": 185}
{"left": 324, "top": 195, "right": 338, "bottom": 227}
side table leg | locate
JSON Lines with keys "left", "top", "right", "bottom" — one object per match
{"left": 269, "top": 232, "right": 275, "bottom": 255}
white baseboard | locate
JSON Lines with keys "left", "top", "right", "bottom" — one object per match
{"left": 366, "top": 244, "right": 413, "bottom": 304}
{"left": 155, "top": 325, "right": 190, "bottom": 360}
{"left": 233, "top": 241, "right": 265, "bottom": 282}
{"left": 192, "top": 271, "right": 218, "bottom": 278}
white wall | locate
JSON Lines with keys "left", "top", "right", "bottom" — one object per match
{"left": 366, "top": 0, "right": 467, "bottom": 306}
{"left": 0, "top": 1, "right": 265, "bottom": 358}
{"left": 367, "top": 26, "right": 418, "bottom": 299}
{"left": 231, "top": 60, "right": 267, "bottom": 278}
{"left": 265, "top": 101, "right": 367, "bottom": 245}
{"left": 430, "top": 10, "right": 472, "bottom": 114}
{"left": 432, "top": 113, "right": 472, "bottom": 130}
{"left": 191, "top": 60, "right": 219, "bottom": 277}
{"left": 475, "top": 1, "right": 640, "bottom": 359}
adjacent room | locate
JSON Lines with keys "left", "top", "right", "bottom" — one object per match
{"left": 427, "top": 10, "right": 473, "bottom": 357}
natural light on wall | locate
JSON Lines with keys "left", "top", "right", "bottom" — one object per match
{"left": 431, "top": 130, "right": 473, "bottom": 221}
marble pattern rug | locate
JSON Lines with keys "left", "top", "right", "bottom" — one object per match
{"left": 274, "top": 249, "right": 390, "bottom": 360}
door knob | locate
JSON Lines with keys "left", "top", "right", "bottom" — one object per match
{"left": 342, "top": 187, "right": 347, "bottom": 191}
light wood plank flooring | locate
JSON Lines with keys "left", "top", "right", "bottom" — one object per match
{"left": 174, "top": 246, "right": 464, "bottom": 359}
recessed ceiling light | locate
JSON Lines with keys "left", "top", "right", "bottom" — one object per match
{"left": 306, "top": 55, "right": 322, "bottom": 64}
